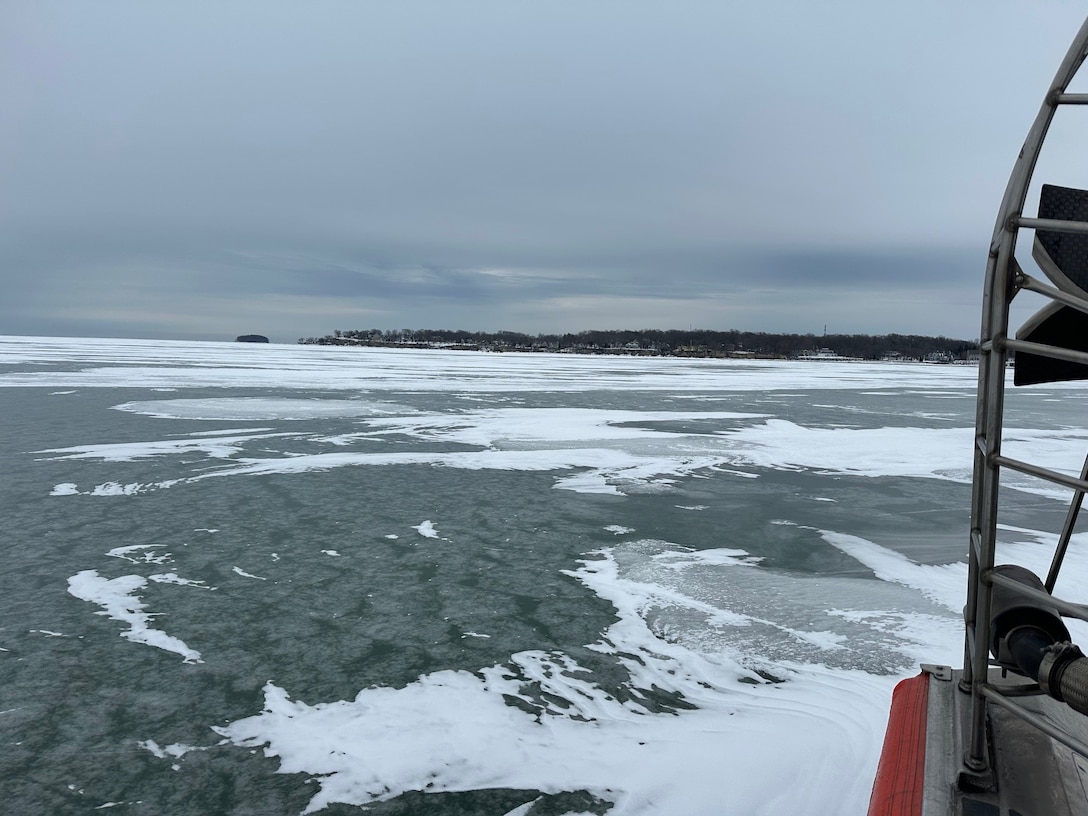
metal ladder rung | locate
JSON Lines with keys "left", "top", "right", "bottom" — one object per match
{"left": 986, "top": 569, "right": 1088, "bottom": 622}
{"left": 991, "top": 453, "right": 1088, "bottom": 493}
{"left": 1015, "top": 216, "right": 1088, "bottom": 234}
{"left": 1003, "top": 337, "right": 1088, "bottom": 368}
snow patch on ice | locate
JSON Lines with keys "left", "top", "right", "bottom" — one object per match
{"left": 651, "top": 547, "right": 762, "bottom": 569}
{"left": 66, "top": 570, "right": 202, "bottom": 663}
{"left": 91, "top": 482, "right": 143, "bottom": 496}
{"left": 412, "top": 520, "right": 441, "bottom": 540}
{"left": 113, "top": 398, "right": 411, "bottom": 421}
{"left": 107, "top": 544, "right": 171, "bottom": 565}
{"left": 138, "top": 739, "right": 209, "bottom": 759}
{"left": 36, "top": 431, "right": 296, "bottom": 463}
{"left": 149, "top": 573, "right": 214, "bottom": 590}
{"left": 43, "top": 391, "right": 1088, "bottom": 505}
{"left": 232, "top": 567, "right": 266, "bottom": 581}
{"left": 819, "top": 530, "right": 965, "bottom": 614}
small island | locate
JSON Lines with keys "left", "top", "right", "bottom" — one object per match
{"left": 236, "top": 334, "right": 269, "bottom": 343}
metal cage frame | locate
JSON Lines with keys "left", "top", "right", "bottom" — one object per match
{"left": 964, "top": 16, "right": 1088, "bottom": 778}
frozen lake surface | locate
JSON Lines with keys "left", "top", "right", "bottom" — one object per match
{"left": 4, "top": 335, "right": 1088, "bottom": 815}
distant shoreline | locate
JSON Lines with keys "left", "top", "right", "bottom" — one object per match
{"left": 298, "top": 328, "right": 978, "bottom": 363}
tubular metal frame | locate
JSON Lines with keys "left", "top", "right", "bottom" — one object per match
{"left": 964, "top": 17, "right": 1088, "bottom": 778}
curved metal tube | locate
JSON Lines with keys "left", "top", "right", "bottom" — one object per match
{"left": 965, "top": 16, "right": 1088, "bottom": 771}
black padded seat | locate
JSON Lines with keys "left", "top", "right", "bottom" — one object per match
{"left": 1033, "top": 183, "right": 1088, "bottom": 297}
{"left": 1014, "top": 301, "right": 1088, "bottom": 385}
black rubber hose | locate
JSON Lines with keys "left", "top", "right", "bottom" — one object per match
{"left": 1005, "top": 630, "right": 1088, "bottom": 716}
{"left": 1006, "top": 626, "right": 1056, "bottom": 681}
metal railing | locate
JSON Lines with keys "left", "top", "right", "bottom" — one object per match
{"left": 963, "top": 15, "right": 1088, "bottom": 779}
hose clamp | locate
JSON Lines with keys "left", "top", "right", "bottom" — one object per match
{"left": 1039, "top": 642, "right": 1084, "bottom": 700}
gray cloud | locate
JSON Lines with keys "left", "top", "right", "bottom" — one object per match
{"left": 2, "top": 1, "right": 1084, "bottom": 342}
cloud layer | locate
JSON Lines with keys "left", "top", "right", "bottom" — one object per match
{"left": 3, "top": 2, "right": 1086, "bottom": 341}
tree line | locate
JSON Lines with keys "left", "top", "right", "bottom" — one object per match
{"left": 298, "top": 328, "right": 978, "bottom": 361}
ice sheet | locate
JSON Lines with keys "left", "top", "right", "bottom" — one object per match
{"left": 15, "top": 336, "right": 1088, "bottom": 815}
{"left": 40, "top": 409, "right": 1088, "bottom": 503}
{"left": 0, "top": 335, "right": 987, "bottom": 393}
{"left": 211, "top": 533, "right": 966, "bottom": 815}
{"left": 14, "top": 337, "right": 1085, "bottom": 505}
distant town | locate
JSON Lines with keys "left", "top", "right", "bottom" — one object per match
{"left": 297, "top": 328, "right": 979, "bottom": 363}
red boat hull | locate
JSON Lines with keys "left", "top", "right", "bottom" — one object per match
{"left": 868, "top": 673, "right": 929, "bottom": 816}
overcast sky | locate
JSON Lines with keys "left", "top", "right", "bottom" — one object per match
{"left": 3, "top": 2, "right": 1087, "bottom": 343}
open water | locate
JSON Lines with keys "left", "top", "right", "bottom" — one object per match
{"left": 4, "top": 335, "right": 1088, "bottom": 815}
